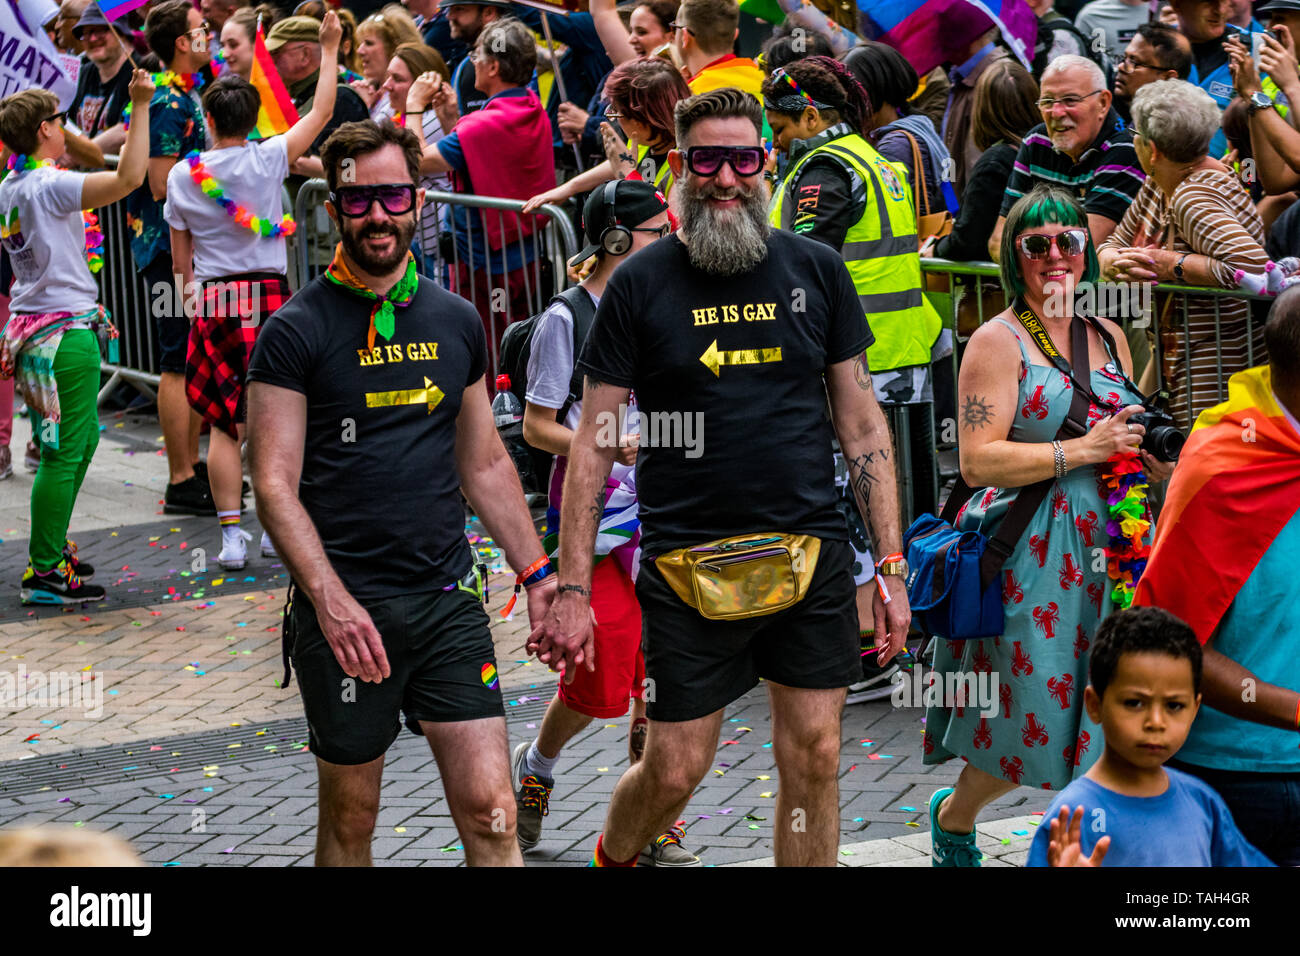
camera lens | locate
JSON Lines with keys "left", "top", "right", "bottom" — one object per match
{"left": 1144, "top": 425, "right": 1185, "bottom": 462}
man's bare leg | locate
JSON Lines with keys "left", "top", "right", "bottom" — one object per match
{"left": 599, "top": 709, "right": 723, "bottom": 863}
{"left": 421, "top": 716, "right": 523, "bottom": 866}
{"left": 768, "top": 682, "right": 846, "bottom": 866}
{"left": 314, "top": 754, "right": 385, "bottom": 866}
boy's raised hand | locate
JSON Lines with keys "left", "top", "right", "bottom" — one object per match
{"left": 1047, "top": 805, "right": 1110, "bottom": 867}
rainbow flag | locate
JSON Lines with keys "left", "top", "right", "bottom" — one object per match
{"left": 859, "top": 0, "right": 1037, "bottom": 76}
{"left": 95, "top": 0, "right": 151, "bottom": 20}
{"left": 1133, "top": 366, "right": 1300, "bottom": 643}
{"left": 249, "top": 19, "right": 298, "bottom": 140}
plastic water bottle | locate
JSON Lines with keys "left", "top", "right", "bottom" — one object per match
{"left": 492, "top": 373, "right": 522, "bottom": 429}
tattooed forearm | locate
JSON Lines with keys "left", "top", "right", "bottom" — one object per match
{"left": 846, "top": 448, "right": 888, "bottom": 552}
{"left": 961, "top": 394, "right": 994, "bottom": 431}
{"left": 589, "top": 489, "right": 603, "bottom": 524}
{"left": 853, "top": 352, "right": 873, "bottom": 392}
{"left": 619, "top": 152, "right": 634, "bottom": 163}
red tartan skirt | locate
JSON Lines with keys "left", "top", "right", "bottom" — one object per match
{"left": 185, "top": 272, "right": 290, "bottom": 439}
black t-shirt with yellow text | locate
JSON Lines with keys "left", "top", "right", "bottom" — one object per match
{"left": 578, "top": 230, "right": 873, "bottom": 556}
{"left": 247, "top": 276, "right": 486, "bottom": 599}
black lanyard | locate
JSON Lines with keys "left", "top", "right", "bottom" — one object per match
{"left": 1011, "top": 299, "right": 1136, "bottom": 408}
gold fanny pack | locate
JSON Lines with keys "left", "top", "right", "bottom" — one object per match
{"left": 655, "top": 534, "right": 821, "bottom": 621}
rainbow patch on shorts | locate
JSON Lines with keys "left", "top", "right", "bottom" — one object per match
{"left": 480, "top": 663, "right": 499, "bottom": 689}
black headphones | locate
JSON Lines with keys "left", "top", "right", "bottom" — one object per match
{"left": 597, "top": 180, "right": 633, "bottom": 256}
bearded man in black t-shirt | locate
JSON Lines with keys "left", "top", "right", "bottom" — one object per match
{"left": 247, "top": 120, "right": 556, "bottom": 867}
{"left": 529, "top": 88, "right": 913, "bottom": 868}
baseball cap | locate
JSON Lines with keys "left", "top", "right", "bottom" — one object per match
{"left": 568, "top": 179, "right": 671, "bottom": 268}
{"left": 1258, "top": 0, "right": 1300, "bottom": 14}
{"left": 73, "top": 3, "right": 126, "bottom": 38}
{"left": 265, "top": 15, "right": 322, "bottom": 51}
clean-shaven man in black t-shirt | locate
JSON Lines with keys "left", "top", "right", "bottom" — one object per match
{"left": 247, "top": 120, "right": 556, "bottom": 867}
{"left": 530, "top": 88, "right": 913, "bottom": 868}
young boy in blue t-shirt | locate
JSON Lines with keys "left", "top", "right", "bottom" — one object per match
{"left": 1029, "top": 607, "right": 1273, "bottom": 867}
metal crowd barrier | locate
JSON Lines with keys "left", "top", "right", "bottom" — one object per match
{"left": 920, "top": 257, "right": 1272, "bottom": 431}
{"left": 291, "top": 181, "right": 579, "bottom": 377}
{"left": 89, "top": 169, "right": 577, "bottom": 400}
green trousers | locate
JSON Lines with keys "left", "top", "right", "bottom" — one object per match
{"left": 29, "top": 329, "right": 100, "bottom": 571}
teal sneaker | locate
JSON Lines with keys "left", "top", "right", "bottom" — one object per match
{"left": 929, "top": 787, "right": 981, "bottom": 867}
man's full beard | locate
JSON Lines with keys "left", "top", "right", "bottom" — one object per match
{"left": 677, "top": 177, "right": 771, "bottom": 277}
{"left": 340, "top": 215, "right": 418, "bottom": 275}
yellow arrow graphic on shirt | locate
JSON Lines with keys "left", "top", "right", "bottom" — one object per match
{"left": 365, "top": 377, "right": 445, "bottom": 413}
{"left": 699, "top": 340, "right": 783, "bottom": 377}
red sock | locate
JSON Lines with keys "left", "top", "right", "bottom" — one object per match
{"left": 592, "top": 833, "right": 637, "bottom": 867}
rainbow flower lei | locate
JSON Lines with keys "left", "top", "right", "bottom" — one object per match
{"left": 122, "top": 72, "right": 206, "bottom": 129}
{"left": 184, "top": 150, "right": 296, "bottom": 238}
{"left": 2, "top": 156, "right": 103, "bottom": 272}
{"left": 1101, "top": 451, "right": 1151, "bottom": 608}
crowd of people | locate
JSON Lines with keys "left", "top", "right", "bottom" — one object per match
{"left": 0, "top": 0, "right": 1296, "bottom": 869}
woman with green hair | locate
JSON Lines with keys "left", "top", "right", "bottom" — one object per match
{"left": 922, "top": 184, "right": 1175, "bottom": 866}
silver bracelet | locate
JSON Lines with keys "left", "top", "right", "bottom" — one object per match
{"left": 1052, "top": 440, "right": 1067, "bottom": 479}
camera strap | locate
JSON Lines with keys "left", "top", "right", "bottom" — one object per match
{"left": 1011, "top": 298, "right": 1143, "bottom": 406}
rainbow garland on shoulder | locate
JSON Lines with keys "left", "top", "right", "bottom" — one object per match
{"left": 184, "top": 150, "right": 296, "bottom": 238}
{"left": 122, "top": 71, "right": 206, "bottom": 129}
{"left": 1101, "top": 451, "right": 1151, "bottom": 608}
{"left": 2, "top": 155, "right": 104, "bottom": 273}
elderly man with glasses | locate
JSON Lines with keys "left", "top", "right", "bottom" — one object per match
{"left": 989, "top": 54, "right": 1146, "bottom": 261}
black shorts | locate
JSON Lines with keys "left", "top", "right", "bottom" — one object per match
{"left": 636, "top": 537, "right": 859, "bottom": 722}
{"left": 141, "top": 253, "right": 189, "bottom": 374}
{"left": 290, "top": 586, "right": 505, "bottom": 765}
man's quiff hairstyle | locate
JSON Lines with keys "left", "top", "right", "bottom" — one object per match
{"left": 146, "top": 0, "right": 197, "bottom": 64}
{"left": 320, "top": 119, "right": 422, "bottom": 195}
{"left": 679, "top": 0, "right": 739, "bottom": 55}
{"left": 674, "top": 87, "right": 761, "bottom": 148}
{"left": 0, "top": 88, "right": 60, "bottom": 156}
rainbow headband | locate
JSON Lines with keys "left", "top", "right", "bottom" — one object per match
{"left": 764, "top": 68, "right": 834, "bottom": 113}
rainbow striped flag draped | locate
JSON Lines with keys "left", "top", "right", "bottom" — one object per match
{"left": 1133, "top": 366, "right": 1300, "bottom": 643}
{"left": 858, "top": 0, "right": 1037, "bottom": 75}
{"left": 249, "top": 18, "right": 299, "bottom": 140}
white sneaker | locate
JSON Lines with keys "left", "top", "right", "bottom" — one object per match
{"left": 218, "top": 527, "right": 253, "bottom": 570}
{"left": 260, "top": 531, "right": 277, "bottom": 558}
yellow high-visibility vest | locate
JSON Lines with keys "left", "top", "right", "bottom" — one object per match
{"left": 769, "top": 132, "right": 940, "bottom": 372}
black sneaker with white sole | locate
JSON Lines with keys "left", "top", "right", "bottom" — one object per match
{"left": 21, "top": 562, "right": 106, "bottom": 605}
{"left": 164, "top": 476, "right": 216, "bottom": 515}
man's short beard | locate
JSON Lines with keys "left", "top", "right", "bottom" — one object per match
{"left": 677, "top": 177, "right": 771, "bottom": 276}
{"left": 340, "top": 215, "right": 417, "bottom": 274}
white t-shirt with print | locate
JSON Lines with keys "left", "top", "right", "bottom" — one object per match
{"left": 163, "top": 136, "right": 290, "bottom": 282}
{"left": 0, "top": 165, "right": 98, "bottom": 315}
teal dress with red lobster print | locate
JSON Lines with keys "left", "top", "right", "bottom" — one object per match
{"left": 922, "top": 317, "right": 1147, "bottom": 791}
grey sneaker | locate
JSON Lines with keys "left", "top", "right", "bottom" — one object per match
{"left": 643, "top": 823, "right": 700, "bottom": 866}
{"left": 511, "top": 741, "right": 552, "bottom": 850}
{"left": 845, "top": 659, "right": 901, "bottom": 705}
{"left": 0, "top": 446, "right": 11, "bottom": 479}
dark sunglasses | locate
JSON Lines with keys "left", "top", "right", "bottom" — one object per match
{"left": 330, "top": 184, "right": 417, "bottom": 218}
{"left": 1016, "top": 228, "right": 1089, "bottom": 260}
{"left": 43, "top": 111, "right": 66, "bottom": 126}
{"left": 630, "top": 223, "right": 671, "bottom": 238}
{"left": 684, "top": 145, "right": 765, "bottom": 177}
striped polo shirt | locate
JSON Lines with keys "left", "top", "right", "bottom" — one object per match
{"left": 998, "top": 108, "right": 1146, "bottom": 223}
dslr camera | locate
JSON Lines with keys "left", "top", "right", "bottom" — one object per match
{"left": 1129, "top": 397, "right": 1185, "bottom": 463}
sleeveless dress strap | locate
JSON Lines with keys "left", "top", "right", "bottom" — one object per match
{"left": 989, "top": 317, "right": 1032, "bottom": 367}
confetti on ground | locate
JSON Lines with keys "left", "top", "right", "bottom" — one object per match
{"left": 759, "top": 791, "right": 773, "bottom": 798}
{"left": 900, "top": 806, "right": 917, "bottom": 812}
{"left": 597, "top": 767, "right": 609, "bottom": 772}
{"left": 394, "top": 827, "right": 407, "bottom": 833}
{"left": 1012, "top": 829, "right": 1028, "bottom": 836}
{"left": 905, "top": 821, "right": 921, "bottom": 828}
{"left": 755, "top": 775, "right": 770, "bottom": 780}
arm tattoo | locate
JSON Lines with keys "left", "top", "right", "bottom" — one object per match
{"left": 589, "top": 489, "right": 603, "bottom": 524}
{"left": 853, "top": 353, "right": 872, "bottom": 392}
{"left": 961, "top": 394, "right": 994, "bottom": 431}
{"left": 618, "top": 152, "right": 634, "bottom": 163}
{"left": 846, "top": 448, "right": 888, "bottom": 552}
{"left": 584, "top": 374, "right": 608, "bottom": 390}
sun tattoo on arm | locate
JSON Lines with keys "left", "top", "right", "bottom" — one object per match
{"left": 853, "top": 352, "right": 872, "bottom": 391}
{"left": 961, "top": 394, "right": 994, "bottom": 431}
